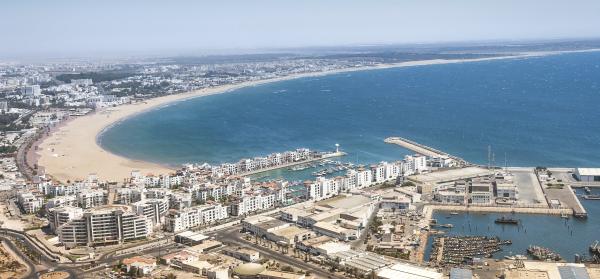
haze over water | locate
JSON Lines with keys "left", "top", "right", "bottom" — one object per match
{"left": 99, "top": 51, "right": 600, "bottom": 169}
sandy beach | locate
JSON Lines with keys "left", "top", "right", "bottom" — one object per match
{"left": 35, "top": 50, "right": 597, "bottom": 183}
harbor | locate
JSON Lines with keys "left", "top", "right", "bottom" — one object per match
{"left": 424, "top": 198, "right": 600, "bottom": 263}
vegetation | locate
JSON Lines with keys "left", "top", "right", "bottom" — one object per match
{"left": 401, "top": 181, "right": 415, "bottom": 187}
{"left": 0, "top": 145, "right": 17, "bottom": 154}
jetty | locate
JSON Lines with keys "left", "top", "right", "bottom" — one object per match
{"left": 384, "top": 137, "right": 469, "bottom": 166}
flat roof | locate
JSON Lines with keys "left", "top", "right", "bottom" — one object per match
{"left": 410, "top": 167, "right": 493, "bottom": 184}
{"left": 314, "top": 221, "right": 352, "bottom": 234}
{"left": 270, "top": 226, "right": 311, "bottom": 239}
{"left": 577, "top": 168, "right": 600, "bottom": 176}
{"left": 378, "top": 263, "right": 442, "bottom": 279}
{"left": 317, "top": 194, "right": 372, "bottom": 209}
{"left": 176, "top": 231, "right": 209, "bottom": 241}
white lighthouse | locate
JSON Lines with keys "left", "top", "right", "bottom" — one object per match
{"left": 335, "top": 143, "right": 340, "bottom": 153}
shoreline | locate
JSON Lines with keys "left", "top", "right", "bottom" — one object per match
{"left": 35, "top": 49, "right": 600, "bottom": 183}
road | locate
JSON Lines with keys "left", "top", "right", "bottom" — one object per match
{"left": 209, "top": 225, "right": 346, "bottom": 279}
{"left": 0, "top": 236, "right": 37, "bottom": 279}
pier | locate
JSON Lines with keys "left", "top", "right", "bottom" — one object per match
{"left": 384, "top": 137, "right": 469, "bottom": 166}
{"left": 238, "top": 151, "right": 347, "bottom": 177}
{"left": 424, "top": 204, "right": 573, "bottom": 216}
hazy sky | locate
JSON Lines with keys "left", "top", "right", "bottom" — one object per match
{"left": 2, "top": 0, "right": 600, "bottom": 58}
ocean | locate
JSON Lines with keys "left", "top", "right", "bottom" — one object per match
{"left": 424, "top": 188, "right": 600, "bottom": 262}
{"left": 98, "top": 50, "right": 600, "bottom": 261}
{"left": 98, "top": 51, "right": 600, "bottom": 172}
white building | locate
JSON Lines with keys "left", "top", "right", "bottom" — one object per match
{"left": 57, "top": 205, "right": 152, "bottom": 247}
{"left": 77, "top": 189, "right": 107, "bottom": 208}
{"left": 17, "top": 192, "right": 43, "bottom": 214}
{"left": 133, "top": 198, "right": 169, "bottom": 225}
{"left": 21, "top": 85, "right": 41, "bottom": 96}
{"left": 575, "top": 168, "right": 600, "bottom": 182}
{"left": 164, "top": 204, "right": 228, "bottom": 232}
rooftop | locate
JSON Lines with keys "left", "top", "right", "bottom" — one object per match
{"left": 378, "top": 263, "right": 442, "bottom": 279}
{"left": 410, "top": 167, "right": 493, "bottom": 184}
{"left": 577, "top": 168, "right": 600, "bottom": 176}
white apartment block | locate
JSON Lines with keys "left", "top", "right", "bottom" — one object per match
{"left": 133, "top": 198, "right": 170, "bottom": 225}
{"left": 17, "top": 192, "right": 43, "bottom": 214}
{"left": 116, "top": 187, "right": 144, "bottom": 204}
{"left": 229, "top": 192, "right": 278, "bottom": 216}
{"left": 403, "top": 154, "right": 428, "bottom": 175}
{"left": 56, "top": 205, "right": 152, "bottom": 248}
{"left": 164, "top": 204, "right": 228, "bottom": 232}
{"left": 46, "top": 195, "right": 78, "bottom": 210}
{"left": 47, "top": 206, "right": 84, "bottom": 232}
{"left": 77, "top": 189, "right": 107, "bottom": 209}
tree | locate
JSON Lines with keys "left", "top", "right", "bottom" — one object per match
{"left": 166, "top": 273, "right": 177, "bottom": 279}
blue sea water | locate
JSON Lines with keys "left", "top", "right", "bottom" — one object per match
{"left": 99, "top": 51, "right": 600, "bottom": 260}
{"left": 424, "top": 188, "right": 600, "bottom": 262}
{"left": 99, "top": 51, "right": 600, "bottom": 171}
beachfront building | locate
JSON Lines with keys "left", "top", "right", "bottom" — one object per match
{"left": 164, "top": 204, "right": 228, "bottom": 232}
{"left": 210, "top": 148, "right": 317, "bottom": 176}
{"left": 56, "top": 205, "right": 152, "bottom": 247}
{"left": 16, "top": 192, "right": 43, "bottom": 214}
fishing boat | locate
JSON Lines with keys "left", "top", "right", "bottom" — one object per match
{"left": 527, "top": 245, "right": 562, "bottom": 261}
{"left": 495, "top": 216, "right": 519, "bottom": 225}
{"left": 585, "top": 187, "right": 591, "bottom": 193}
{"left": 440, "top": 224, "right": 454, "bottom": 228}
{"left": 583, "top": 194, "right": 600, "bottom": 200}
{"left": 450, "top": 212, "right": 459, "bottom": 215}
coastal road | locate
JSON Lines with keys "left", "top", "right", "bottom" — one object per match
{"left": 210, "top": 225, "right": 346, "bottom": 279}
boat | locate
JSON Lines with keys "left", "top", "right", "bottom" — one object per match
{"left": 440, "top": 224, "right": 454, "bottom": 228}
{"left": 450, "top": 212, "right": 459, "bottom": 215}
{"left": 583, "top": 194, "right": 600, "bottom": 200}
{"left": 585, "top": 187, "right": 591, "bottom": 193}
{"left": 561, "top": 213, "right": 570, "bottom": 219}
{"left": 495, "top": 216, "right": 519, "bottom": 225}
{"left": 527, "top": 245, "right": 562, "bottom": 261}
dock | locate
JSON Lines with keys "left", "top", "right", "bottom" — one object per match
{"left": 384, "top": 137, "right": 469, "bottom": 166}
{"left": 239, "top": 151, "right": 346, "bottom": 177}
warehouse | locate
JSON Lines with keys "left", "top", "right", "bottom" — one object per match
{"left": 575, "top": 168, "right": 600, "bottom": 182}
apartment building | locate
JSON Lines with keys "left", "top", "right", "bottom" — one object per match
{"left": 56, "top": 205, "right": 152, "bottom": 247}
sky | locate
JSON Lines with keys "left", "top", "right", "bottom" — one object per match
{"left": 2, "top": 0, "right": 600, "bottom": 58}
